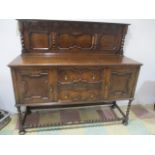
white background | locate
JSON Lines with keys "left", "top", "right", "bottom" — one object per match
{"left": 0, "top": 19, "right": 155, "bottom": 113}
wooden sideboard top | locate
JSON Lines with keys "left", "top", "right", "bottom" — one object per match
{"left": 9, "top": 53, "right": 142, "bottom": 67}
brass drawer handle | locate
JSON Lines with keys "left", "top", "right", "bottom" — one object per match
{"left": 92, "top": 75, "right": 95, "bottom": 80}
{"left": 90, "top": 94, "right": 94, "bottom": 98}
{"left": 49, "top": 85, "right": 53, "bottom": 92}
{"left": 64, "top": 75, "right": 68, "bottom": 81}
{"left": 64, "top": 95, "right": 68, "bottom": 99}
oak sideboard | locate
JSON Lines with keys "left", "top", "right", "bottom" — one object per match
{"left": 9, "top": 20, "right": 142, "bottom": 134}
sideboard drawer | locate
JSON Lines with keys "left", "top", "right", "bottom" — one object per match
{"left": 58, "top": 88, "right": 101, "bottom": 102}
{"left": 57, "top": 81, "right": 102, "bottom": 103}
{"left": 58, "top": 68, "right": 102, "bottom": 83}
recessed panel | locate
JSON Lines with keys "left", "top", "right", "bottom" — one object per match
{"left": 100, "top": 35, "right": 118, "bottom": 50}
{"left": 30, "top": 33, "right": 49, "bottom": 49}
{"left": 58, "top": 34, "right": 74, "bottom": 48}
{"left": 17, "top": 69, "right": 51, "bottom": 103}
{"left": 57, "top": 33, "right": 93, "bottom": 49}
{"left": 76, "top": 34, "right": 92, "bottom": 48}
{"left": 109, "top": 71, "right": 132, "bottom": 99}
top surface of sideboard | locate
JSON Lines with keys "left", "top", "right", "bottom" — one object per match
{"left": 9, "top": 53, "right": 142, "bottom": 67}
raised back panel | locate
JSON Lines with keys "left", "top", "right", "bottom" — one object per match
{"left": 18, "top": 19, "right": 129, "bottom": 55}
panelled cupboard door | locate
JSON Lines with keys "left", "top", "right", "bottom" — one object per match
{"left": 107, "top": 66, "right": 139, "bottom": 100}
{"left": 16, "top": 68, "right": 53, "bottom": 104}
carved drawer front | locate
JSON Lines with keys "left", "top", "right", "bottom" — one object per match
{"left": 58, "top": 88, "right": 101, "bottom": 102}
{"left": 57, "top": 79, "right": 102, "bottom": 102}
{"left": 108, "top": 67, "right": 138, "bottom": 99}
{"left": 17, "top": 69, "right": 52, "bottom": 104}
{"left": 58, "top": 68, "right": 102, "bottom": 83}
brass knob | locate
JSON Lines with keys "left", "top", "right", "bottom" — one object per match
{"left": 90, "top": 94, "right": 94, "bottom": 98}
{"left": 64, "top": 75, "right": 68, "bottom": 81}
{"left": 49, "top": 86, "right": 52, "bottom": 92}
{"left": 92, "top": 75, "right": 95, "bottom": 80}
{"left": 64, "top": 95, "right": 68, "bottom": 99}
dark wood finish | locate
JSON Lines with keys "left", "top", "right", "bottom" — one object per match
{"left": 9, "top": 20, "right": 142, "bottom": 134}
{"left": 18, "top": 19, "right": 128, "bottom": 55}
{"left": 16, "top": 68, "right": 52, "bottom": 104}
{"left": 9, "top": 54, "right": 140, "bottom": 67}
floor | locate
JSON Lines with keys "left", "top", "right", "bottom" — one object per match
{"left": 0, "top": 104, "right": 155, "bottom": 135}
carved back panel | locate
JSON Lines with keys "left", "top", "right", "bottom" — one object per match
{"left": 18, "top": 19, "right": 129, "bottom": 55}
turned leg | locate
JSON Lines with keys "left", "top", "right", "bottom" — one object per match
{"left": 123, "top": 99, "right": 132, "bottom": 125}
{"left": 17, "top": 106, "right": 25, "bottom": 135}
{"left": 26, "top": 106, "right": 32, "bottom": 114}
{"left": 154, "top": 104, "right": 155, "bottom": 111}
{"left": 111, "top": 101, "right": 116, "bottom": 109}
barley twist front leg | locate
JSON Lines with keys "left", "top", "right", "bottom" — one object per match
{"left": 17, "top": 106, "right": 25, "bottom": 135}
{"left": 123, "top": 99, "right": 132, "bottom": 125}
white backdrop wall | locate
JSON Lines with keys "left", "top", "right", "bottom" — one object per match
{"left": 0, "top": 19, "right": 155, "bottom": 113}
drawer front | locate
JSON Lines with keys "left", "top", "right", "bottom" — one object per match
{"left": 58, "top": 68, "right": 102, "bottom": 83}
{"left": 58, "top": 88, "right": 101, "bottom": 102}
{"left": 16, "top": 69, "right": 52, "bottom": 104}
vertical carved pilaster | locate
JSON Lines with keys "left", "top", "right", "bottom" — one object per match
{"left": 51, "top": 32, "right": 57, "bottom": 49}
{"left": 17, "top": 106, "right": 25, "bottom": 135}
{"left": 120, "top": 25, "right": 128, "bottom": 55}
{"left": 92, "top": 34, "right": 98, "bottom": 49}
{"left": 18, "top": 21, "right": 25, "bottom": 53}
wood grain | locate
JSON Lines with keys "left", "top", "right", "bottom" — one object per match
{"left": 9, "top": 19, "right": 142, "bottom": 133}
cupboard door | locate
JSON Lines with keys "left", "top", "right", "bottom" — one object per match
{"left": 17, "top": 69, "right": 52, "bottom": 104}
{"left": 108, "top": 67, "right": 138, "bottom": 99}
